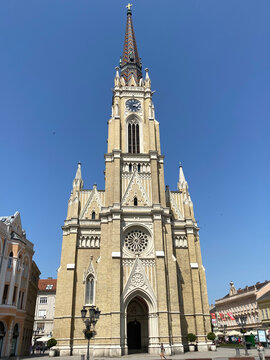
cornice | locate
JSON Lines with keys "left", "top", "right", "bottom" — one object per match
{"left": 216, "top": 290, "right": 257, "bottom": 305}
{"left": 172, "top": 220, "right": 199, "bottom": 231}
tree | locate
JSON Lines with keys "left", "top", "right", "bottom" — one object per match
{"left": 187, "top": 333, "right": 197, "bottom": 343}
{"left": 207, "top": 332, "right": 216, "bottom": 342}
{"left": 47, "top": 338, "right": 57, "bottom": 348}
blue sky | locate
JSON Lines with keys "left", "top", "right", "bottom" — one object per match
{"left": 1, "top": 0, "right": 269, "bottom": 305}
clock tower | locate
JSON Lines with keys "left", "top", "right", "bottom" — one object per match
{"left": 53, "top": 6, "right": 211, "bottom": 357}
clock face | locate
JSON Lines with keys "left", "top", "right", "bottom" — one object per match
{"left": 126, "top": 99, "right": 141, "bottom": 112}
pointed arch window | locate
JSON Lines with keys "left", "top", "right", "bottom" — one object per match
{"left": 85, "top": 275, "right": 95, "bottom": 305}
{"left": 91, "top": 211, "right": 96, "bottom": 220}
{"left": 134, "top": 197, "right": 138, "bottom": 206}
{"left": 128, "top": 119, "right": 140, "bottom": 154}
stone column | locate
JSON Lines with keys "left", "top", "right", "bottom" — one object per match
{"left": 0, "top": 256, "right": 8, "bottom": 302}
{"left": 7, "top": 258, "right": 17, "bottom": 305}
{"left": 15, "top": 265, "right": 23, "bottom": 307}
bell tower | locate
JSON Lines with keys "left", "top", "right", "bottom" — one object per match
{"left": 53, "top": 5, "right": 211, "bottom": 357}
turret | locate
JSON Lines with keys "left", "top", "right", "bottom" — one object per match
{"left": 178, "top": 163, "right": 194, "bottom": 220}
{"left": 114, "top": 67, "right": 120, "bottom": 87}
{"left": 73, "top": 162, "right": 83, "bottom": 193}
{"left": 67, "top": 162, "right": 83, "bottom": 219}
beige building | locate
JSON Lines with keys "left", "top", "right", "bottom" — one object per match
{"left": 257, "top": 282, "right": 270, "bottom": 332}
{"left": 33, "top": 278, "right": 57, "bottom": 343}
{"left": 0, "top": 212, "right": 40, "bottom": 357}
{"left": 214, "top": 280, "right": 269, "bottom": 333}
{"left": 54, "top": 7, "right": 211, "bottom": 357}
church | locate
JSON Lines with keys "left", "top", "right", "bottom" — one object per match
{"left": 53, "top": 5, "right": 211, "bottom": 357}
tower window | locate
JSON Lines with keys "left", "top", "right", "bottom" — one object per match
{"left": 128, "top": 121, "right": 140, "bottom": 153}
{"left": 91, "top": 211, "right": 96, "bottom": 220}
{"left": 134, "top": 197, "right": 138, "bottom": 206}
{"left": 138, "top": 164, "right": 141, "bottom": 172}
{"left": 129, "top": 163, "right": 132, "bottom": 172}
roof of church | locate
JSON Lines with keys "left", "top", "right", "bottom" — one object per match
{"left": 120, "top": 5, "right": 142, "bottom": 85}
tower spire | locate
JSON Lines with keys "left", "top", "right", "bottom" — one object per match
{"left": 120, "top": 4, "right": 142, "bottom": 85}
{"left": 73, "top": 161, "right": 83, "bottom": 191}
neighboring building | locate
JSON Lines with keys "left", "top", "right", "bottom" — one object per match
{"left": 21, "top": 261, "right": 40, "bottom": 355}
{"left": 0, "top": 212, "right": 40, "bottom": 357}
{"left": 257, "top": 282, "right": 270, "bottom": 332}
{"left": 33, "top": 278, "right": 57, "bottom": 343}
{"left": 214, "top": 280, "right": 270, "bottom": 333}
{"left": 53, "top": 6, "right": 210, "bottom": 357}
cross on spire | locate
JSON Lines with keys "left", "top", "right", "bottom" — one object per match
{"left": 126, "top": 3, "right": 133, "bottom": 11}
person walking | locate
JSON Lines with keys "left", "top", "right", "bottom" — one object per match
{"left": 160, "top": 343, "right": 166, "bottom": 360}
{"left": 257, "top": 342, "right": 265, "bottom": 360}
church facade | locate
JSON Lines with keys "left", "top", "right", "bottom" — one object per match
{"left": 53, "top": 7, "right": 211, "bottom": 357}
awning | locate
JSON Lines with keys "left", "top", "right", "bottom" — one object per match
{"left": 228, "top": 330, "right": 241, "bottom": 336}
{"left": 214, "top": 331, "right": 224, "bottom": 336}
{"left": 35, "top": 336, "right": 51, "bottom": 342}
{"left": 245, "top": 330, "right": 256, "bottom": 336}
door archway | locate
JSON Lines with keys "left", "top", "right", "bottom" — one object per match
{"left": 127, "top": 296, "right": 148, "bottom": 353}
{"left": 10, "top": 324, "right": 19, "bottom": 356}
{"left": 0, "top": 322, "right": 6, "bottom": 357}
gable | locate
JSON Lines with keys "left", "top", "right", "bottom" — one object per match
{"left": 122, "top": 172, "right": 150, "bottom": 206}
{"left": 80, "top": 188, "right": 102, "bottom": 219}
{"left": 122, "top": 257, "right": 156, "bottom": 303}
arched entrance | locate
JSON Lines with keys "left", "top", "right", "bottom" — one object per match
{"left": 127, "top": 296, "right": 148, "bottom": 353}
{"left": 0, "top": 322, "right": 6, "bottom": 357}
{"left": 10, "top": 324, "right": 19, "bottom": 356}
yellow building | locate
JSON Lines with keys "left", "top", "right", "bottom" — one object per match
{"left": 257, "top": 282, "right": 270, "bottom": 332}
{"left": 54, "top": 6, "right": 211, "bottom": 357}
{"left": 0, "top": 212, "right": 40, "bottom": 357}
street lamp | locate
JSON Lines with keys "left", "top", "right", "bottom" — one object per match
{"left": 235, "top": 315, "right": 248, "bottom": 355}
{"left": 81, "top": 305, "right": 101, "bottom": 360}
{"left": 221, "top": 324, "right": 227, "bottom": 337}
{"left": 32, "top": 329, "right": 39, "bottom": 354}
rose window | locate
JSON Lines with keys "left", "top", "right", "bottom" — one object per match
{"left": 124, "top": 230, "right": 149, "bottom": 254}
{"left": 131, "top": 273, "right": 144, "bottom": 287}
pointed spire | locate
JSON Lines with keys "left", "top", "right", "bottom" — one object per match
{"left": 144, "top": 68, "right": 151, "bottom": 88}
{"left": 114, "top": 66, "right": 120, "bottom": 87}
{"left": 75, "top": 162, "right": 82, "bottom": 179}
{"left": 120, "top": 4, "right": 142, "bottom": 85}
{"left": 73, "top": 162, "right": 83, "bottom": 191}
{"left": 178, "top": 163, "right": 187, "bottom": 189}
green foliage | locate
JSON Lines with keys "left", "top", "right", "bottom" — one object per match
{"left": 47, "top": 338, "right": 57, "bottom": 348}
{"left": 207, "top": 332, "right": 216, "bottom": 341}
{"left": 187, "top": 333, "right": 197, "bottom": 343}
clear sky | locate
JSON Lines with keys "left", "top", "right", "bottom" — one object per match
{"left": 1, "top": 0, "right": 269, "bottom": 305}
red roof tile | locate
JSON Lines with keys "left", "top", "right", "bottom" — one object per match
{"left": 38, "top": 278, "right": 57, "bottom": 291}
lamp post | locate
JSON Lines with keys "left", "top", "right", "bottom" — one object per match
{"left": 32, "top": 329, "right": 39, "bottom": 354}
{"left": 235, "top": 315, "right": 248, "bottom": 355}
{"left": 81, "top": 306, "right": 101, "bottom": 360}
{"left": 219, "top": 324, "right": 227, "bottom": 339}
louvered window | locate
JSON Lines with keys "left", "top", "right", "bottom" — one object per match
{"left": 128, "top": 122, "right": 140, "bottom": 153}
